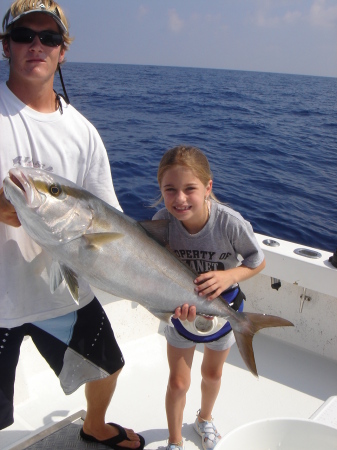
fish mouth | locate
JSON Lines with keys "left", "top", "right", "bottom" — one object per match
{"left": 6, "top": 168, "right": 42, "bottom": 208}
{"left": 9, "top": 171, "right": 25, "bottom": 192}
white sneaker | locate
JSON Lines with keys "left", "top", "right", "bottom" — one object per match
{"left": 193, "top": 411, "right": 221, "bottom": 450}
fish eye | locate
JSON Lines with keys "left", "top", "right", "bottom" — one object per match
{"left": 49, "top": 183, "right": 62, "bottom": 196}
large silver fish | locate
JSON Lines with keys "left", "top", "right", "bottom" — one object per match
{"left": 4, "top": 167, "right": 293, "bottom": 377}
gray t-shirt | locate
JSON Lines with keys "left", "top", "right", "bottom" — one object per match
{"left": 153, "top": 200, "right": 264, "bottom": 279}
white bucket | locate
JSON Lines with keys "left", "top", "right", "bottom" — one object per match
{"left": 215, "top": 418, "right": 337, "bottom": 450}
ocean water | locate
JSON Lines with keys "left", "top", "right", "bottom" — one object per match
{"left": 1, "top": 62, "right": 336, "bottom": 252}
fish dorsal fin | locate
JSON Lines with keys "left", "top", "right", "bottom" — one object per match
{"left": 138, "top": 219, "right": 169, "bottom": 246}
{"left": 139, "top": 219, "right": 198, "bottom": 276}
{"left": 50, "top": 261, "right": 79, "bottom": 304}
{"left": 83, "top": 232, "right": 124, "bottom": 250}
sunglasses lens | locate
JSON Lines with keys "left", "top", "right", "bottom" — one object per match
{"left": 9, "top": 28, "right": 63, "bottom": 47}
{"left": 10, "top": 28, "right": 34, "bottom": 43}
{"left": 40, "top": 31, "right": 63, "bottom": 47}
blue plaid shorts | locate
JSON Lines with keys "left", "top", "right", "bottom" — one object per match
{"left": 0, "top": 298, "right": 124, "bottom": 430}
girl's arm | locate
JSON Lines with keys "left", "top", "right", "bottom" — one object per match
{"left": 194, "top": 259, "right": 266, "bottom": 301}
{"left": 173, "top": 259, "right": 266, "bottom": 320}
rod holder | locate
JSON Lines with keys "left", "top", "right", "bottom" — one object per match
{"left": 271, "top": 277, "right": 281, "bottom": 290}
{"left": 300, "top": 288, "right": 311, "bottom": 313}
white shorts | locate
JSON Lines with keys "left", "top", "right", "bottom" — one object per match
{"left": 164, "top": 324, "right": 236, "bottom": 351}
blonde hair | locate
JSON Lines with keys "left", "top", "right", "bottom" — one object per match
{"left": 156, "top": 145, "right": 221, "bottom": 205}
{"left": 1, "top": 0, "right": 73, "bottom": 59}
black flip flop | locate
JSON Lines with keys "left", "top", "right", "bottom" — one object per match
{"left": 80, "top": 422, "right": 145, "bottom": 450}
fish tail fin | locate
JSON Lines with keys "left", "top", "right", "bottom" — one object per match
{"left": 232, "top": 312, "right": 294, "bottom": 378}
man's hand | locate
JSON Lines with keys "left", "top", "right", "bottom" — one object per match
{"left": 0, "top": 187, "right": 21, "bottom": 227}
{"left": 173, "top": 304, "right": 197, "bottom": 322}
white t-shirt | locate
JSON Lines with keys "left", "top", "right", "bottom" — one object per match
{"left": 0, "top": 82, "right": 121, "bottom": 328}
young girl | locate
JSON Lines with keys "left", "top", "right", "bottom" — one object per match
{"left": 153, "top": 145, "right": 266, "bottom": 450}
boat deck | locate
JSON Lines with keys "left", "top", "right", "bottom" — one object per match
{"left": 1, "top": 300, "right": 337, "bottom": 450}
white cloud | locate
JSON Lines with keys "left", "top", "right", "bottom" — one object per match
{"left": 168, "top": 9, "right": 184, "bottom": 33}
{"left": 284, "top": 11, "right": 302, "bottom": 24}
{"left": 252, "top": 8, "right": 302, "bottom": 28}
{"left": 253, "top": 11, "right": 280, "bottom": 27}
{"left": 251, "top": 0, "right": 337, "bottom": 29}
{"left": 309, "top": 0, "right": 337, "bottom": 28}
{"left": 137, "top": 5, "right": 149, "bottom": 20}
{"left": 173, "top": 11, "right": 227, "bottom": 35}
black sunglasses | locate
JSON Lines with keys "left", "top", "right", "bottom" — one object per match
{"left": 9, "top": 27, "right": 63, "bottom": 47}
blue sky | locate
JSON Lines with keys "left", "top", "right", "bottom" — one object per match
{"left": 1, "top": 0, "right": 336, "bottom": 77}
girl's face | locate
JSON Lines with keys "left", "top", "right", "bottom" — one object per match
{"left": 160, "top": 165, "right": 212, "bottom": 234}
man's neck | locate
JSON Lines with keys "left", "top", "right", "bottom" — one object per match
{"left": 6, "top": 77, "right": 58, "bottom": 113}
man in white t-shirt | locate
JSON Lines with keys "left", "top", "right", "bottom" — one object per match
{"left": 0, "top": 1, "right": 145, "bottom": 448}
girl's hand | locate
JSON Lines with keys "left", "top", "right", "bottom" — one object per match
{"left": 194, "top": 261, "right": 266, "bottom": 301}
{"left": 194, "top": 270, "right": 235, "bottom": 301}
{"left": 0, "top": 187, "right": 21, "bottom": 227}
{"left": 173, "top": 304, "right": 197, "bottom": 322}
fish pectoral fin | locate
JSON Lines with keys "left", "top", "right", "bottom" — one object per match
{"left": 50, "top": 260, "right": 64, "bottom": 293}
{"left": 49, "top": 261, "right": 79, "bottom": 304}
{"left": 82, "top": 232, "right": 124, "bottom": 250}
{"left": 60, "top": 263, "right": 80, "bottom": 304}
{"left": 138, "top": 219, "right": 170, "bottom": 246}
